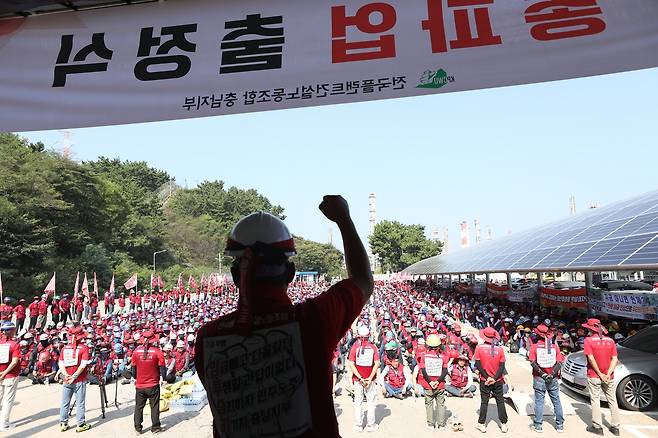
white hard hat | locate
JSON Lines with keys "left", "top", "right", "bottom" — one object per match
{"left": 133, "top": 333, "right": 141, "bottom": 341}
{"left": 187, "top": 334, "right": 195, "bottom": 342}
{"left": 164, "top": 344, "right": 173, "bottom": 351}
{"left": 176, "top": 340, "right": 185, "bottom": 348}
{"left": 39, "top": 333, "right": 49, "bottom": 341}
{"left": 225, "top": 212, "right": 295, "bottom": 257}
{"left": 357, "top": 325, "right": 370, "bottom": 338}
{"left": 19, "top": 340, "right": 28, "bottom": 347}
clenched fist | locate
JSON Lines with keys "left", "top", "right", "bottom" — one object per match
{"left": 319, "top": 195, "right": 351, "bottom": 225}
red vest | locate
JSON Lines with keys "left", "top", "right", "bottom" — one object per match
{"left": 385, "top": 363, "right": 405, "bottom": 388}
{"left": 450, "top": 365, "right": 469, "bottom": 388}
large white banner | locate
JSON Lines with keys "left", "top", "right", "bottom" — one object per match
{"left": 589, "top": 290, "right": 658, "bottom": 321}
{"left": 1, "top": 0, "right": 658, "bottom": 131}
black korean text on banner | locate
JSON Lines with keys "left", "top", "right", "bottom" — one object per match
{"left": 203, "top": 322, "right": 312, "bottom": 438}
{"left": 1, "top": 0, "right": 657, "bottom": 131}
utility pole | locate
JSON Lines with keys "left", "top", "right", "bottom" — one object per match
{"left": 153, "top": 250, "right": 167, "bottom": 274}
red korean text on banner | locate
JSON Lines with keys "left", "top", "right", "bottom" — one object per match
{"left": 539, "top": 286, "right": 587, "bottom": 309}
{"left": 331, "top": 2, "right": 397, "bottom": 63}
{"left": 524, "top": 0, "right": 606, "bottom": 41}
{"left": 486, "top": 282, "right": 509, "bottom": 298}
{"left": 422, "top": 0, "right": 502, "bottom": 53}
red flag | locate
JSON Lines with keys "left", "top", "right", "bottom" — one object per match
{"left": 200, "top": 273, "right": 207, "bottom": 288}
{"left": 124, "top": 273, "right": 137, "bottom": 290}
{"left": 82, "top": 273, "right": 89, "bottom": 298}
{"left": 109, "top": 274, "right": 115, "bottom": 294}
{"left": 93, "top": 272, "right": 98, "bottom": 296}
{"left": 157, "top": 275, "right": 164, "bottom": 289}
{"left": 44, "top": 272, "right": 56, "bottom": 295}
{"left": 188, "top": 275, "right": 198, "bottom": 290}
{"left": 73, "top": 272, "right": 79, "bottom": 300}
{"left": 209, "top": 273, "right": 216, "bottom": 292}
{"left": 176, "top": 273, "right": 183, "bottom": 292}
{"left": 150, "top": 273, "right": 156, "bottom": 290}
{"left": 0, "top": 272, "right": 3, "bottom": 301}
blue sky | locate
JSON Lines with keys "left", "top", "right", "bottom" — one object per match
{"left": 19, "top": 67, "right": 658, "bottom": 251}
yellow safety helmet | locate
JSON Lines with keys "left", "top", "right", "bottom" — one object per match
{"left": 426, "top": 333, "right": 441, "bottom": 348}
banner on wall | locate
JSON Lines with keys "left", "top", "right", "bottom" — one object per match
{"left": 589, "top": 290, "right": 658, "bottom": 321}
{"left": 539, "top": 286, "right": 588, "bottom": 309}
{"left": 1, "top": 0, "right": 658, "bottom": 131}
{"left": 486, "top": 283, "right": 509, "bottom": 299}
{"left": 508, "top": 286, "right": 538, "bottom": 303}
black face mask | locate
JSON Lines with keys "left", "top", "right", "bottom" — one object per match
{"left": 385, "top": 351, "right": 396, "bottom": 359}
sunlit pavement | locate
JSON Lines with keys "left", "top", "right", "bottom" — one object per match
{"left": 5, "top": 351, "right": 657, "bottom": 438}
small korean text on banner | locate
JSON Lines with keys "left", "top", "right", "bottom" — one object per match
{"left": 203, "top": 322, "right": 312, "bottom": 438}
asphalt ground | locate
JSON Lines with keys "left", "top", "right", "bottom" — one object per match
{"left": 3, "top": 333, "right": 657, "bottom": 438}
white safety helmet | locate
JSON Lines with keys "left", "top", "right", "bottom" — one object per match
{"left": 225, "top": 212, "right": 296, "bottom": 257}
{"left": 176, "top": 340, "right": 185, "bottom": 349}
{"left": 357, "top": 325, "right": 370, "bottom": 338}
{"left": 187, "top": 334, "right": 195, "bottom": 342}
{"left": 163, "top": 344, "right": 173, "bottom": 351}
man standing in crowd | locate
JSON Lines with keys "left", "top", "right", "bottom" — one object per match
{"left": 418, "top": 333, "right": 449, "bottom": 430}
{"left": 583, "top": 318, "right": 620, "bottom": 436}
{"left": 28, "top": 296, "right": 39, "bottom": 330}
{"left": 130, "top": 330, "right": 164, "bottom": 434}
{"left": 59, "top": 294, "right": 70, "bottom": 325}
{"left": 528, "top": 324, "right": 564, "bottom": 433}
{"left": 14, "top": 299, "right": 26, "bottom": 331}
{"left": 58, "top": 326, "right": 91, "bottom": 433}
{"left": 348, "top": 325, "right": 380, "bottom": 433}
{"left": 195, "top": 195, "right": 373, "bottom": 438}
{"left": 37, "top": 295, "right": 48, "bottom": 331}
{"left": 0, "top": 322, "right": 20, "bottom": 431}
{"left": 0, "top": 299, "right": 13, "bottom": 324}
{"left": 474, "top": 327, "right": 508, "bottom": 433}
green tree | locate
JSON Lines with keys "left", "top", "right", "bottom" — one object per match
{"left": 293, "top": 236, "right": 344, "bottom": 279}
{"left": 369, "top": 220, "right": 442, "bottom": 272}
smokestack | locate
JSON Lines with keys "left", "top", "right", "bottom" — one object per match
{"left": 474, "top": 218, "right": 481, "bottom": 244}
{"left": 431, "top": 226, "right": 439, "bottom": 242}
{"left": 328, "top": 227, "right": 333, "bottom": 245}
{"left": 569, "top": 195, "right": 577, "bottom": 216}
{"left": 368, "top": 193, "right": 377, "bottom": 236}
{"left": 443, "top": 227, "right": 450, "bottom": 254}
{"left": 368, "top": 193, "right": 377, "bottom": 270}
{"left": 486, "top": 227, "right": 493, "bottom": 240}
{"left": 460, "top": 221, "right": 470, "bottom": 248}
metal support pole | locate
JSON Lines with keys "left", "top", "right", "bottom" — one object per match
{"left": 585, "top": 271, "right": 594, "bottom": 317}
{"left": 506, "top": 272, "right": 513, "bottom": 289}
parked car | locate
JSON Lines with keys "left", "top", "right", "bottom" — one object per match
{"left": 561, "top": 324, "right": 658, "bottom": 411}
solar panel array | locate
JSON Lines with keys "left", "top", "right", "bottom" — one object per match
{"left": 404, "top": 189, "right": 658, "bottom": 275}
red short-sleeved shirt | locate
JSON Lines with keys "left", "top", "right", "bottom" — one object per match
{"left": 131, "top": 345, "right": 165, "bottom": 389}
{"left": 474, "top": 344, "right": 506, "bottom": 382}
{"left": 528, "top": 340, "right": 564, "bottom": 376}
{"left": 583, "top": 335, "right": 617, "bottom": 378}
{"left": 60, "top": 344, "right": 90, "bottom": 384}
{"left": 0, "top": 340, "right": 21, "bottom": 378}
{"left": 348, "top": 341, "right": 379, "bottom": 382}
{"left": 38, "top": 301, "right": 48, "bottom": 315}
{"left": 194, "top": 279, "right": 364, "bottom": 438}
